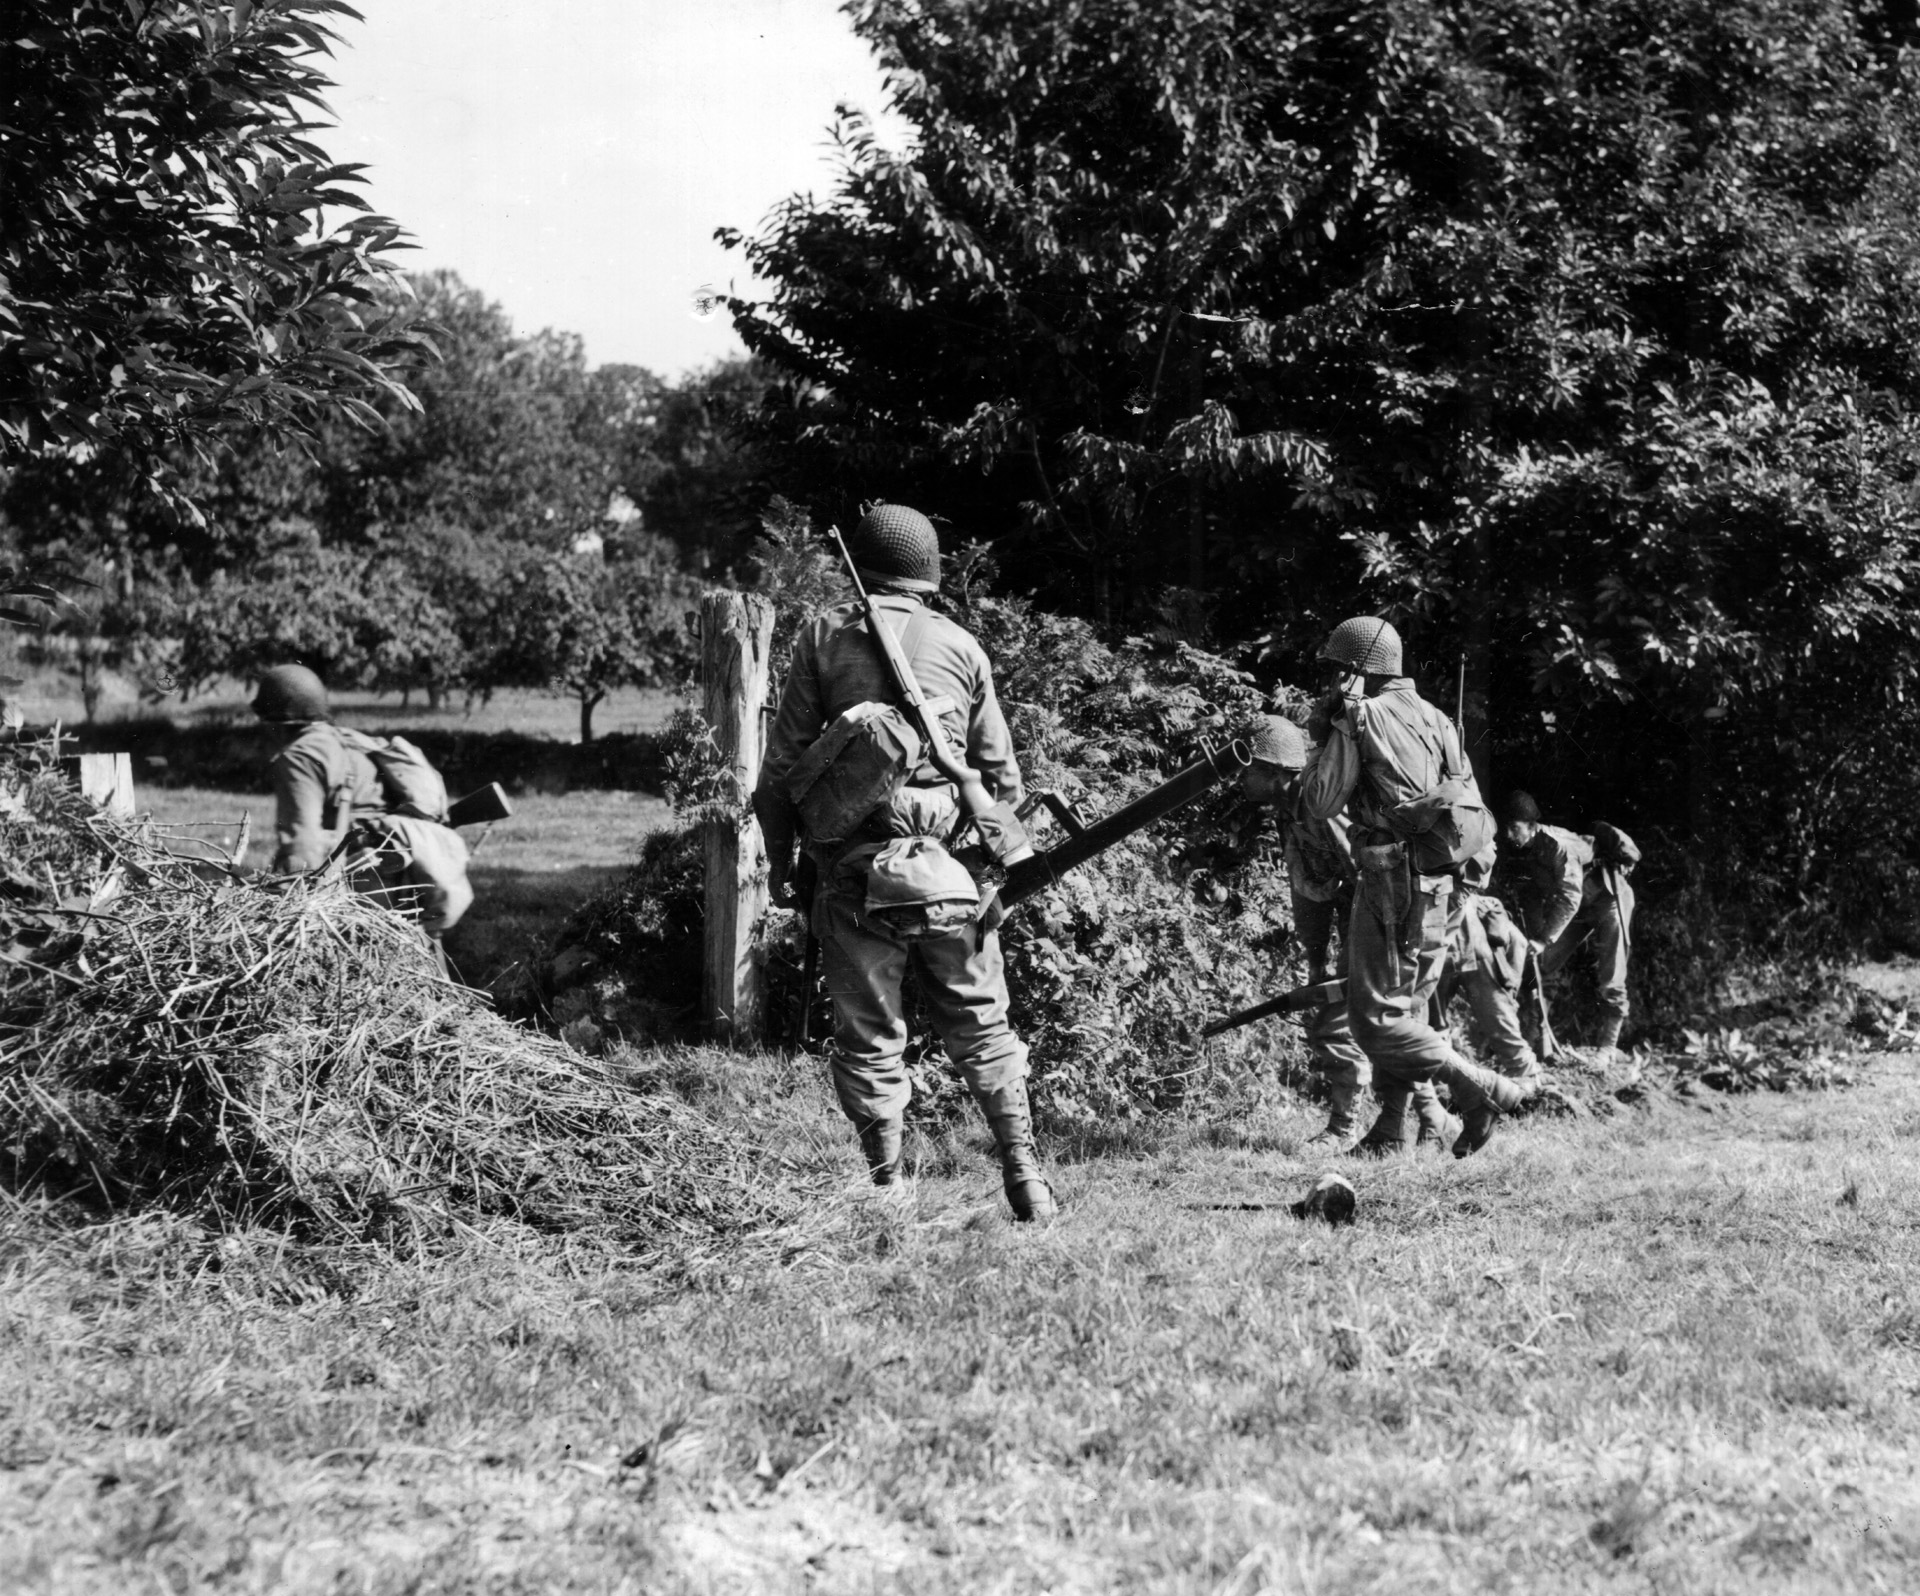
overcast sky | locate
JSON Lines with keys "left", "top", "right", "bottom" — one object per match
{"left": 323, "top": 0, "right": 901, "bottom": 378}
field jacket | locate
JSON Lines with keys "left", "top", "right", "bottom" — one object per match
{"left": 756, "top": 594, "right": 1022, "bottom": 870}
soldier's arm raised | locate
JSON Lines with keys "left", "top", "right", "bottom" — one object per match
{"left": 1297, "top": 727, "right": 1360, "bottom": 821}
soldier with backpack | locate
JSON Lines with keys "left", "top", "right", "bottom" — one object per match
{"left": 252, "top": 664, "right": 473, "bottom": 941}
{"left": 1296, "top": 618, "right": 1527, "bottom": 1158}
{"left": 1500, "top": 792, "right": 1640, "bottom": 1052}
{"left": 753, "top": 505, "right": 1054, "bottom": 1222}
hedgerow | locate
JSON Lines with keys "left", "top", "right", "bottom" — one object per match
{"left": 536, "top": 503, "right": 1322, "bottom": 1123}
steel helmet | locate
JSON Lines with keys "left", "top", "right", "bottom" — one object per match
{"left": 1503, "top": 790, "right": 1543, "bottom": 826}
{"left": 251, "top": 663, "right": 330, "bottom": 724}
{"left": 1319, "top": 616, "right": 1403, "bottom": 676}
{"left": 850, "top": 503, "right": 941, "bottom": 593}
{"left": 1249, "top": 714, "right": 1312, "bottom": 772}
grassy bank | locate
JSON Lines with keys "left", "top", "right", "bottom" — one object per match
{"left": 6, "top": 1036, "right": 1918, "bottom": 1594}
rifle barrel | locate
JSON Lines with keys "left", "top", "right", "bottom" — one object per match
{"left": 999, "top": 740, "right": 1250, "bottom": 911}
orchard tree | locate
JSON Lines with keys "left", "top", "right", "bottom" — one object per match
{"left": 486, "top": 543, "right": 696, "bottom": 742}
{"left": 164, "top": 539, "right": 463, "bottom": 699}
{"left": 1, "top": 0, "right": 422, "bottom": 503}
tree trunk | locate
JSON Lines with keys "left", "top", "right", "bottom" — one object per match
{"left": 579, "top": 690, "right": 603, "bottom": 744}
{"left": 700, "top": 591, "right": 775, "bottom": 1045}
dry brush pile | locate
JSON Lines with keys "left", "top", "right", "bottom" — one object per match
{"left": 0, "top": 746, "right": 798, "bottom": 1258}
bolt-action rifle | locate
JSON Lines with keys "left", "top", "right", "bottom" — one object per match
{"left": 1201, "top": 978, "right": 1346, "bottom": 1039}
{"left": 832, "top": 530, "right": 1034, "bottom": 871}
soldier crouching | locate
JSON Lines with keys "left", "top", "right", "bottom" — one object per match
{"left": 753, "top": 505, "right": 1055, "bottom": 1222}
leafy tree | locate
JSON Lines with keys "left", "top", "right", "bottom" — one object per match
{"left": 1, "top": 0, "right": 421, "bottom": 502}
{"left": 727, "top": 0, "right": 1920, "bottom": 869}
{"left": 635, "top": 358, "right": 781, "bottom": 574}
{"left": 485, "top": 545, "right": 696, "bottom": 743}
{"left": 162, "top": 537, "right": 464, "bottom": 700}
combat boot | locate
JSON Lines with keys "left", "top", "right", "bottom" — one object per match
{"left": 1436, "top": 1055, "right": 1526, "bottom": 1159}
{"left": 974, "top": 1081, "right": 1057, "bottom": 1223}
{"left": 1350, "top": 1087, "right": 1418, "bottom": 1158}
{"left": 856, "top": 1118, "right": 903, "bottom": 1186}
{"left": 1593, "top": 1015, "right": 1625, "bottom": 1054}
{"left": 1412, "top": 1084, "right": 1462, "bottom": 1152}
{"left": 1301, "top": 1081, "right": 1362, "bottom": 1152}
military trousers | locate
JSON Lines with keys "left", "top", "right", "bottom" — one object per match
{"left": 1444, "top": 964, "right": 1538, "bottom": 1078}
{"left": 1293, "top": 891, "right": 1370, "bottom": 1097}
{"left": 814, "top": 875, "right": 1029, "bottom": 1128}
{"left": 1345, "top": 838, "right": 1469, "bottom": 1085}
{"left": 1540, "top": 891, "right": 1631, "bottom": 1023}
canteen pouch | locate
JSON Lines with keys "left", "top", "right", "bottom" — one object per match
{"left": 862, "top": 836, "right": 980, "bottom": 942}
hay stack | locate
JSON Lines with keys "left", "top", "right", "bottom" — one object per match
{"left": 1, "top": 749, "right": 793, "bottom": 1255}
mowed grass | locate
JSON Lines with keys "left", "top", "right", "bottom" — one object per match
{"left": 6, "top": 1044, "right": 1920, "bottom": 1594}
{"left": 135, "top": 785, "right": 673, "bottom": 990}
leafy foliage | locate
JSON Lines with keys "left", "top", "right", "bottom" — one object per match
{"left": 481, "top": 546, "right": 698, "bottom": 744}
{"left": 725, "top": 0, "right": 1920, "bottom": 926}
{"left": 1, "top": 0, "right": 423, "bottom": 496}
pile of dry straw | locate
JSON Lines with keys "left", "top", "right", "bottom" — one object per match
{"left": 1, "top": 746, "right": 794, "bottom": 1256}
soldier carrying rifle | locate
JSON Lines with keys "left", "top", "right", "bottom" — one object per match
{"left": 753, "top": 505, "right": 1056, "bottom": 1222}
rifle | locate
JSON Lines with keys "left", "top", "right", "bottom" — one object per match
{"left": 831, "top": 529, "right": 1032, "bottom": 869}
{"left": 1522, "top": 944, "right": 1564, "bottom": 1061}
{"left": 1202, "top": 978, "right": 1346, "bottom": 1039}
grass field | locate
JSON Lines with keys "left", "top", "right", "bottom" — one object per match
{"left": 135, "top": 785, "right": 675, "bottom": 991}
{"left": 6, "top": 1028, "right": 1919, "bottom": 1594}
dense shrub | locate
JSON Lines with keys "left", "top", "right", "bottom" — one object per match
{"left": 540, "top": 505, "right": 1324, "bottom": 1121}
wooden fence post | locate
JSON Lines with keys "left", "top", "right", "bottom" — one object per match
{"left": 62, "top": 752, "right": 136, "bottom": 818}
{"left": 700, "top": 590, "right": 776, "bottom": 1045}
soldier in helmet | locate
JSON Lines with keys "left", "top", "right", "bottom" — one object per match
{"left": 754, "top": 505, "right": 1054, "bottom": 1221}
{"left": 252, "top": 664, "right": 471, "bottom": 946}
{"left": 1241, "top": 712, "right": 1445, "bottom": 1150}
{"left": 1297, "top": 617, "right": 1527, "bottom": 1157}
{"left": 252, "top": 664, "right": 382, "bottom": 875}
{"left": 1500, "top": 791, "right": 1637, "bottom": 1052}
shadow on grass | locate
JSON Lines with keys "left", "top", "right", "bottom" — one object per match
{"left": 447, "top": 863, "right": 631, "bottom": 990}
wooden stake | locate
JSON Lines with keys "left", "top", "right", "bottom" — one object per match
{"left": 699, "top": 591, "right": 775, "bottom": 1045}
{"left": 63, "top": 751, "right": 135, "bottom": 818}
